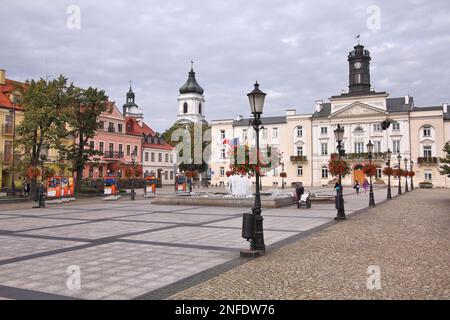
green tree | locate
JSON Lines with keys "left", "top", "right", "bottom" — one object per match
{"left": 439, "top": 142, "right": 450, "bottom": 176}
{"left": 15, "top": 76, "right": 71, "bottom": 196}
{"left": 162, "top": 122, "right": 210, "bottom": 174}
{"left": 60, "top": 87, "right": 108, "bottom": 195}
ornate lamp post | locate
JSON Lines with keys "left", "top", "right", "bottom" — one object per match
{"left": 334, "top": 124, "right": 346, "bottom": 220}
{"left": 279, "top": 152, "right": 285, "bottom": 189}
{"left": 10, "top": 95, "right": 18, "bottom": 196}
{"left": 397, "top": 154, "right": 402, "bottom": 195}
{"left": 131, "top": 151, "right": 136, "bottom": 200}
{"left": 404, "top": 157, "right": 409, "bottom": 192}
{"left": 366, "top": 140, "right": 375, "bottom": 207}
{"left": 386, "top": 149, "right": 392, "bottom": 200}
{"left": 245, "top": 82, "right": 266, "bottom": 253}
{"left": 410, "top": 160, "right": 414, "bottom": 190}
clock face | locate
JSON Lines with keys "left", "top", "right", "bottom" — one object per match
{"left": 354, "top": 62, "right": 362, "bottom": 69}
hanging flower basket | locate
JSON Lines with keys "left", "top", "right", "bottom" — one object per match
{"left": 362, "top": 164, "right": 379, "bottom": 177}
{"left": 328, "top": 155, "right": 351, "bottom": 177}
{"left": 408, "top": 171, "right": 416, "bottom": 177}
{"left": 393, "top": 169, "right": 405, "bottom": 177}
{"left": 402, "top": 170, "right": 409, "bottom": 177}
{"left": 382, "top": 167, "right": 394, "bottom": 177}
{"left": 228, "top": 145, "right": 272, "bottom": 178}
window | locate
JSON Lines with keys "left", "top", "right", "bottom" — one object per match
{"left": 109, "top": 143, "right": 114, "bottom": 153}
{"left": 373, "top": 124, "right": 382, "bottom": 131}
{"left": 99, "top": 166, "right": 103, "bottom": 178}
{"left": 183, "top": 102, "right": 188, "bottom": 114}
{"left": 393, "top": 141, "right": 400, "bottom": 154}
{"left": 355, "top": 73, "right": 361, "bottom": 84}
{"left": 296, "top": 146, "right": 303, "bottom": 157}
{"left": 151, "top": 152, "right": 155, "bottom": 162}
{"left": 242, "top": 129, "right": 247, "bottom": 141}
{"left": 321, "top": 143, "right": 328, "bottom": 156}
{"left": 158, "top": 153, "right": 162, "bottom": 162}
{"left": 424, "top": 172, "right": 432, "bottom": 181}
{"left": 220, "top": 148, "right": 226, "bottom": 159}
{"left": 89, "top": 167, "right": 94, "bottom": 178}
{"left": 198, "top": 103, "right": 202, "bottom": 114}
{"left": 99, "top": 142, "right": 104, "bottom": 153}
{"left": 127, "top": 123, "right": 132, "bottom": 132}
{"left": 322, "top": 166, "right": 329, "bottom": 179}
{"left": 376, "top": 168, "right": 382, "bottom": 179}
{"left": 354, "top": 142, "right": 364, "bottom": 153}
{"left": 165, "top": 153, "right": 169, "bottom": 162}
{"left": 297, "top": 166, "right": 303, "bottom": 177}
{"left": 262, "top": 128, "right": 268, "bottom": 140}
{"left": 423, "top": 126, "right": 431, "bottom": 137}
{"left": 108, "top": 122, "right": 114, "bottom": 132}
{"left": 423, "top": 146, "right": 432, "bottom": 159}
{"left": 170, "top": 154, "right": 173, "bottom": 163}
{"left": 118, "top": 144, "right": 123, "bottom": 156}
{"left": 145, "top": 152, "right": 149, "bottom": 162}
{"left": 220, "top": 167, "right": 225, "bottom": 177}
{"left": 3, "top": 141, "right": 12, "bottom": 161}
{"left": 134, "top": 146, "right": 138, "bottom": 156}
{"left": 355, "top": 126, "right": 364, "bottom": 132}
{"left": 170, "top": 171, "right": 173, "bottom": 180}
{"left": 392, "top": 122, "right": 400, "bottom": 131}
{"left": 320, "top": 127, "right": 328, "bottom": 135}
{"left": 220, "top": 130, "right": 226, "bottom": 140}
{"left": 374, "top": 141, "right": 381, "bottom": 153}
{"left": 126, "top": 145, "right": 131, "bottom": 156}
{"left": 89, "top": 141, "right": 94, "bottom": 150}
{"left": 296, "top": 126, "right": 303, "bottom": 137}
{"left": 165, "top": 171, "right": 168, "bottom": 180}
{"left": 118, "top": 124, "right": 123, "bottom": 133}
{"left": 272, "top": 128, "right": 279, "bottom": 139}
{"left": 98, "top": 121, "right": 104, "bottom": 129}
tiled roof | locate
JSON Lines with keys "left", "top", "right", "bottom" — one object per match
{"left": 125, "top": 117, "right": 155, "bottom": 136}
{"left": 0, "top": 79, "right": 24, "bottom": 110}
{"left": 142, "top": 142, "right": 174, "bottom": 150}
{"left": 386, "top": 97, "right": 413, "bottom": 112}
{"left": 312, "top": 103, "right": 332, "bottom": 118}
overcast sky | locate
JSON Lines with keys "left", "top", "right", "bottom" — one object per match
{"left": 1, "top": 0, "right": 449, "bottom": 132}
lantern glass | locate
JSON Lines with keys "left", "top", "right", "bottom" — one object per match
{"left": 366, "top": 140, "right": 374, "bottom": 154}
{"left": 334, "top": 124, "right": 344, "bottom": 143}
{"left": 247, "top": 82, "right": 266, "bottom": 114}
{"left": 397, "top": 154, "right": 402, "bottom": 163}
{"left": 386, "top": 148, "right": 392, "bottom": 160}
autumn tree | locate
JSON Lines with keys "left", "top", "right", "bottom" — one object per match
{"left": 439, "top": 142, "right": 450, "bottom": 176}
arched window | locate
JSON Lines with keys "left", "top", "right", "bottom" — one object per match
{"left": 198, "top": 103, "right": 202, "bottom": 114}
{"left": 423, "top": 125, "right": 432, "bottom": 137}
{"left": 322, "top": 166, "right": 329, "bottom": 179}
{"left": 296, "top": 126, "right": 303, "bottom": 138}
{"left": 355, "top": 126, "right": 364, "bottom": 132}
{"left": 183, "top": 102, "right": 188, "bottom": 114}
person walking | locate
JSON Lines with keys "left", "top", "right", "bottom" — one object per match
{"left": 363, "top": 179, "right": 369, "bottom": 194}
{"left": 295, "top": 182, "right": 304, "bottom": 209}
{"left": 353, "top": 181, "right": 360, "bottom": 195}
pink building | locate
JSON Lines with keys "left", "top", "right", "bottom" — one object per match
{"left": 84, "top": 103, "right": 142, "bottom": 179}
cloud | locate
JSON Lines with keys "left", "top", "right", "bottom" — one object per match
{"left": 1, "top": 0, "right": 449, "bottom": 131}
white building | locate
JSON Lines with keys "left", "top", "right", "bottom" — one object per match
{"left": 210, "top": 43, "right": 450, "bottom": 188}
{"left": 142, "top": 134, "right": 177, "bottom": 185}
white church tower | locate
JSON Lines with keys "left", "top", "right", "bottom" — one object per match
{"left": 175, "top": 62, "right": 207, "bottom": 124}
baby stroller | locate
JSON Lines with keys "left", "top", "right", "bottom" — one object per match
{"left": 298, "top": 191, "right": 311, "bottom": 209}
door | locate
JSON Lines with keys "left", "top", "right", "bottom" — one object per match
{"left": 353, "top": 166, "right": 365, "bottom": 185}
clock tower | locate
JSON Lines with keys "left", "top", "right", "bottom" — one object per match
{"left": 348, "top": 44, "right": 372, "bottom": 94}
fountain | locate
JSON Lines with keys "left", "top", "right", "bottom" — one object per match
{"left": 227, "top": 175, "right": 252, "bottom": 198}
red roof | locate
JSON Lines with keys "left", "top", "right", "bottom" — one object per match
{"left": 0, "top": 79, "right": 24, "bottom": 110}
{"left": 142, "top": 142, "right": 174, "bottom": 150}
{"left": 125, "top": 117, "right": 156, "bottom": 136}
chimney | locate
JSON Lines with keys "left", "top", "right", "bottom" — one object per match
{"left": 315, "top": 100, "right": 323, "bottom": 113}
{"left": 0, "top": 69, "right": 5, "bottom": 86}
{"left": 443, "top": 103, "right": 448, "bottom": 114}
{"left": 286, "top": 109, "right": 296, "bottom": 116}
{"left": 405, "top": 95, "right": 410, "bottom": 105}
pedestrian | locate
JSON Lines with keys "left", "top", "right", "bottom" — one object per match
{"left": 353, "top": 181, "right": 360, "bottom": 195}
{"left": 363, "top": 179, "right": 369, "bottom": 193}
{"left": 295, "top": 182, "right": 304, "bottom": 208}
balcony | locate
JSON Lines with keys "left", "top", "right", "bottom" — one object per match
{"left": 103, "top": 151, "right": 124, "bottom": 159}
{"left": 107, "top": 127, "right": 116, "bottom": 133}
{"left": 345, "top": 152, "right": 386, "bottom": 160}
{"left": 290, "top": 156, "right": 308, "bottom": 163}
{"left": 1, "top": 124, "right": 13, "bottom": 135}
{"left": 417, "top": 157, "right": 438, "bottom": 165}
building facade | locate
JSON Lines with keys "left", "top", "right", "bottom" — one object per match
{"left": 210, "top": 44, "right": 450, "bottom": 188}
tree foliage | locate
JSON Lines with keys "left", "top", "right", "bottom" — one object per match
{"left": 439, "top": 142, "right": 450, "bottom": 176}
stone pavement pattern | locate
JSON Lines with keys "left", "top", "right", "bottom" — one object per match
{"left": 170, "top": 189, "right": 450, "bottom": 300}
{"left": 0, "top": 187, "right": 386, "bottom": 299}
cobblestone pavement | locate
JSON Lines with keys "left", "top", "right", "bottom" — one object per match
{"left": 169, "top": 189, "right": 450, "bottom": 300}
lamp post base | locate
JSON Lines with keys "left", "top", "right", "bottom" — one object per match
{"left": 334, "top": 216, "right": 346, "bottom": 221}
{"left": 240, "top": 249, "right": 265, "bottom": 258}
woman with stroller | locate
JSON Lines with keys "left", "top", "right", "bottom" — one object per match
{"left": 295, "top": 182, "right": 304, "bottom": 208}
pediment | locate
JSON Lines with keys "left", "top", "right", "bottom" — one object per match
{"left": 331, "top": 102, "right": 387, "bottom": 118}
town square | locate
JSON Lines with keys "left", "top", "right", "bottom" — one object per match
{"left": 0, "top": 0, "right": 449, "bottom": 305}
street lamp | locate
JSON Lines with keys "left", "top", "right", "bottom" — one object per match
{"left": 404, "top": 157, "right": 409, "bottom": 192}
{"left": 410, "top": 160, "right": 414, "bottom": 190}
{"left": 397, "top": 154, "right": 402, "bottom": 195}
{"left": 244, "top": 81, "right": 266, "bottom": 254}
{"left": 334, "top": 124, "right": 345, "bottom": 220}
{"left": 366, "top": 140, "right": 375, "bottom": 207}
{"left": 386, "top": 149, "right": 392, "bottom": 200}
{"left": 131, "top": 151, "right": 136, "bottom": 200}
{"left": 279, "top": 152, "right": 285, "bottom": 189}
{"left": 10, "top": 94, "right": 18, "bottom": 196}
